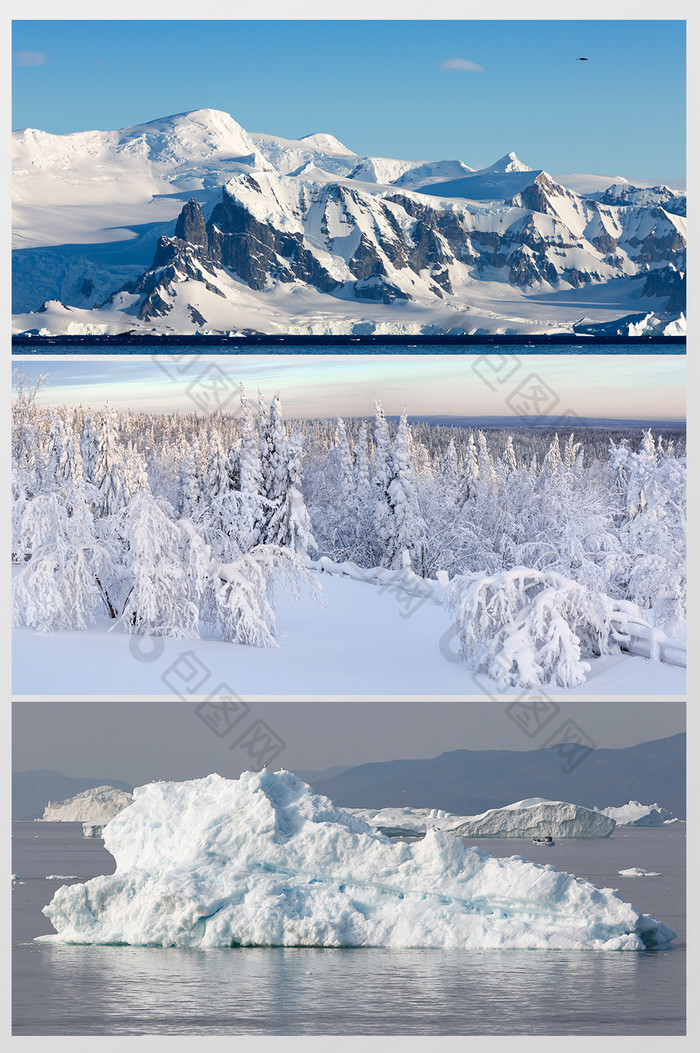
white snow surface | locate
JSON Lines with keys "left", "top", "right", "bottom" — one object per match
{"left": 41, "top": 785, "right": 133, "bottom": 822}
{"left": 349, "top": 799, "right": 615, "bottom": 838}
{"left": 597, "top": 801, "right": 677, "bottom": 827}
{"left": 38, "top": 770, "right": 674, "bottom": 950}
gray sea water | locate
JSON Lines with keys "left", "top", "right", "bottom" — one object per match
{"left": 12, "top": 822, "right": 685, "bottom": 1036}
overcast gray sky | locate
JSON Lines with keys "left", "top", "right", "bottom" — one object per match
{"left": 13, "top": 700, "right": 685, "bottom": 788}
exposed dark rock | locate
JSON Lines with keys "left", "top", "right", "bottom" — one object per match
{"left": 353, "top": 276, "right": 410, "bottom": 303}
{"left": 175, "top": 199, "right": 208, "bottom": 249}
{"left": 641, "top": 265, "right": 686, "bottom": 312}
{"left": 508, "top": 246, "right": 558, "bottom": 287}
{"left": 563, "top": 268, "right": 594, "bottom": 288}
{"left": 590, "top": 232, "right": 619, "bottom": 254}
{"left": 349, "top": 234, "right": 387, "bottom": 280}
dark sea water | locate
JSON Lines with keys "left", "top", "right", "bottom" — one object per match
{"left": 12, "top": 822, "right": 685, "bottom": 1036}
{"left": 11, "top": 340, "right": 684, "bottom": 356}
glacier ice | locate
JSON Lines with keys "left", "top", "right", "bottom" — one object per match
{"left": 39, "top": 771, "right": 675, "bottom": 951}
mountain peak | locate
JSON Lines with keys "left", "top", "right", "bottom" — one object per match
{"left": 481, "top": 152, "right": 532, "bottom": 174}
{"left": 297, "top": 131, "right": 355, "bottom": 155}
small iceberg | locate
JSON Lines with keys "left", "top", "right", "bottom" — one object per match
{"left": 618, "top": 868, "right": 661, "bottom": 878}
{"left": 350, "top": 799, "right": 614, "bottom": 838}
{"left": 38, "top": 771, "right": 675, "bottom": 951}
{"left": 41, "top": 785, "right": 133, "bottom": 823}
{"left": 597, "top": 801, "right": 677, "bottom": 827}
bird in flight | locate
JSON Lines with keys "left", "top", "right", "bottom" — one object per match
{"left": 577, "top": 57, "right": 589, "bottom": 61}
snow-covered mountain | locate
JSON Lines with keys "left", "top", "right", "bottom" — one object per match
{"left": 12, "top": 108, "right": 686, "bottom": 336}
{"left": 41, "top": 785, "right": 133, "bottom": 822}
{"left": 348, "top": 799, "right": 615, "bottom": 838}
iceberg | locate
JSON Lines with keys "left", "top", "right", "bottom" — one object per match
{"left": 41, "top": 785, "right": 133, "bottom": 823}
{"left": 597, "top": 801, "right": 677, "bottom": 827}
{"left": 39, "top": 771, "right": 674, "bottom": 951}
{"left": 351, "top": 798, "right": 615, "bottom": 839}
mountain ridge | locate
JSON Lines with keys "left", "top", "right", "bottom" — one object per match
{"left": 306, "top": 734, "right": 686, "bottom": 818}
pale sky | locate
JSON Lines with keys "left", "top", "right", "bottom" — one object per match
{"left": 16, "top": 354, "right": 686, "bottom": 421}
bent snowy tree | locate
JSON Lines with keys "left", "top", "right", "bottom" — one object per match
{"left": 445, "top": 568, "right": 647, "bottom": 689}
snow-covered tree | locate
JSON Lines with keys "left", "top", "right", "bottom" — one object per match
{"left": 123, "top": 441, "right": 150, "bottom": 501}
{"left": 213, "top": 544, "right": 322, "bottom": 647}
{"left": 80, "top": 414, "right": 100, "bottom": 485}
{"left": 266, "top": 432, "right": 317, "bottom": 557}
{"left": 385, "top": 409, "right": 426, "bottom": 571}
{"left": 457, "top": 432, "right": 480, "bottom": 505}
{"left": 445, "top": 567, "right": 645, "bottom": 689}
{"left": 119, "top": 493, "right": 210, "bottom": 638}
{"left": 93, "top": 408, "right": 125, "bottom": 517}
{"left": 205, "top": 428, "right": 231, "bottom": 501}
{"left": 13, "top": 490, "right": 117, "bottom": 632}
{"left": 373, "top": 400, "right": 393, "bottom": 562}
{"left": 44, "top": 415, "right": 83, "bottom": 492}
{"left": 238, "top": 385, "right": 264, "bottom": 550}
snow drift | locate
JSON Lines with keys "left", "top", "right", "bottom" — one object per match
{"left": 41, "top": 785, "right": 133, "bottom": 823}
{"left": 39, "top": 770, "right": 673, "bottom": 950}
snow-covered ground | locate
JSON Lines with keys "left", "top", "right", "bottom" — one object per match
{"left": 349, "top": 799, "right": 615, "bottom": 839}
{"left": 39, "top": 770, "right": 674, "bottom": 950}
{"left": 13, "top": 572, "right": 685, "bottom": 696}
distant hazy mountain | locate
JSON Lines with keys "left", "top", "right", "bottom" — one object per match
{"left": 13, "top": 734, "right": 684, "bottom": 821}
{"left": 304, "top": 734, "right": 685, "bottom": 818}
{"left": 12, "top": 108, "right": 685, "bottom": 336}
{"left": 13, "top": 770, "right": 133, "bottom": 820}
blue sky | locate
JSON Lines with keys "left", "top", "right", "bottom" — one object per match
{"left": 12, "top": 19, "right": 686, "bottom": 182}
{"left": 15, "top": 355, "right": 686, "bottom": 420}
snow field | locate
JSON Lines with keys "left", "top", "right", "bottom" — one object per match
{"left": 12, "top": 570, "right": 685, "bottom": 695}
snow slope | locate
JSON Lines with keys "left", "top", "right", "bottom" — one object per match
{"left": 349, "top": 799, "right": 615, "bottom": 838}
{"left": 597, "top": 801, "right": 677, "bottom": 827}
{"left": 12, "top": 573, "right": 685, "bottom": 696}
{"left": 40, "top": 785, "right": 133, "bottom": 822}
{"left": 39, "top": 770, "right": 674, "bottom": 950}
